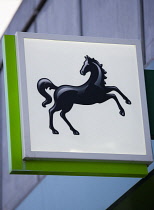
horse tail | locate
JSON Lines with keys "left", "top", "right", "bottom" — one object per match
{"left": 37, "top": 78, "right": 58, "bottom": 107}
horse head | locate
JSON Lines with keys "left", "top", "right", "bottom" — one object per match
{"left": 80, "top": 56, "right": 105, "bottom": 76}
{"left": 80, "top": 55, "right": 93, "bottom": 76}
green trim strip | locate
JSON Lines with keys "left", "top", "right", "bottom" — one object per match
{"left": 3, "top": 35, "right": 23, "bottom": 171}
{"left": 2, "top": 35, "right": 148, "bottom": 177}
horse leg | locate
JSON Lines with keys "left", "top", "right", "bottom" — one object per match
{"left": 106, "top": 93, "right": 125, "bottom": 116}
{"left": 49, "top": 104, "right": 59, "bottom": 134}
{"left": 105, "top": 86, "right": 131, "bottom": 104}
{"left": 60, "top": 106, "right": 80, "bottom": 135}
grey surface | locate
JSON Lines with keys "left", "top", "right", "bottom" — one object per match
{"left": 36, "top": 0, "right": 81, "bottom": 35}
{"left": 15, "top": 175, "right": 141, "bottom": 210}
{"left": 27, "top": 23, "right": 36, "bottom": 33}
{"left": 143, "top": 0, "right": 154, "bottom": 65}
{"left": 81, "top": 0, "right": 141, "bottom": 39}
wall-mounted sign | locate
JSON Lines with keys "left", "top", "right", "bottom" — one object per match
{"left": 3, "top": 32, "right": 153, "bottom": 177}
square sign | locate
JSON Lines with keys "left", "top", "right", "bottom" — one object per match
{"left": 2, "top": 32, "right": 153, "bottom": 177}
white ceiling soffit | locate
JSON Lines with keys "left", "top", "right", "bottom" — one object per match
{"left": 0, "top": 0, "right": 23, "bottom": 38}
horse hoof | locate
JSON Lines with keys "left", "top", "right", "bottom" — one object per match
{"left": 119, "top": 110, "right": 125, "bottom": 116}
{"left": 126, "top": 99, "right": 131, "bottom": 105}
{"left": 73, "top": 130, "right": 80, "bottom": 135}
{"left": 52, "top": 130, "right": 59, "bottom": 134}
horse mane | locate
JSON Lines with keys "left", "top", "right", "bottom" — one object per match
{"left": 90, "top": 57, "right": 107, "bottom": 84}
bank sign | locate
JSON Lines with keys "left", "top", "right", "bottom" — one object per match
{"left": 3, "top": 32, "right": 153, "bottom": 177}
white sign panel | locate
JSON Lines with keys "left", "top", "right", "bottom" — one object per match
{"left": 15, "top": 32, "right": 153, "bottom": 164}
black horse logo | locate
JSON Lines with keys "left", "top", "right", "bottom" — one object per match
{"left": 37, "top": 56, "right": 131, "bottom": 135}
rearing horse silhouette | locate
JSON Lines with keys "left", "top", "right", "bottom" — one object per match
{"left": 37, "top": 56, "right": 131, "bottom": 135}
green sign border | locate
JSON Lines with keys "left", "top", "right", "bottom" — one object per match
{"left": 2, "top": 35, "right": 148, "bottom": 177}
